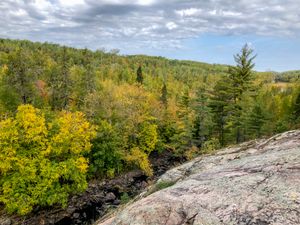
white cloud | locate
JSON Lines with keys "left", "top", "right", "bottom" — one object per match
{"left": 0, "top": 0, "right": 299, "bottom": 51}
{"left": 221, "top": 10, "right": 242, "bottom": 17}
{"left": 85, "top": 0, "right": 157, "bottom": 6}
{"left": 59, "top": 0, "right": 85, "bottom": 7}
{"left": 136, "top": 0, "right": 156, "bottom": 6}
{"left": 35, "top": 0, "right": 51, "bottom": 9}
{"left": 13, "top": 8, "right": 27, "bottom": 17}
{"left": 175, "top": 8, "right": 202, "bottom": 17}
{"left": 166, "top": 22, "right": 178, "bottom": 30}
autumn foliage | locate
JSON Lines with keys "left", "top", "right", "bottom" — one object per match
{"left": 0, "top": 105, "right": 96, "bottom": 215}
{"left": 0, "top": 39, "right": 300, "bottom": 216}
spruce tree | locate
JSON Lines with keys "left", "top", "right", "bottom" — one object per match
{"left": 209, "top": 77, "right": 232, "bottom": 146}
{"left": 136, "top": 65, "right": 143, "bottom": 84}
{"left": 228, "top": 44, "right": 256, "bottom": 143}
{"left": 193, "top": 88, "right": 213, "bottom": 147}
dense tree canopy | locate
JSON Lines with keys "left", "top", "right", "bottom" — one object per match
{"left": 0, "top": 38, "right": 299, "bottom": 215}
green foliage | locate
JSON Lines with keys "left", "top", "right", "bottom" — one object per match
{"left": 247, "top": 103, "right": 267, "bottom": 138}
{"left": 209, "top": 77, "right": 232, "bottom": 146}
{"left": 49, "top": 47, "right": 71, "bottom": 110}
{"left": 0, "top": 39, "right": 300, "bottom": 215}
{"left": 192, "top": 88, "right": 214, "bottom": 147}
{"left": 292, "top": 88, "right": 300, "bottom": 122}
{"left": 209, "top": 45, "right": 257, "bottom": 145}
{"left": 89, "top": 120, "right": 123, "bottom": 178}
{"left": 0, "top": 47, "right": 39, "bottom": 110}
{"left": 120, "top": 193, "right": 131, "bottom": 204}
{"left": 227, "top": 44, "right": 256, "bottom": 143}
{"left": 157, "top": 115, "right": 177, "bottom": 152}
{"left": 160, "top": 83, "right": 168, "bottom": 107}
{"left": 0, "top": 105, "right": 96, "bottom": 215}
{"left": 201, "top": 138, "right": 221, "bottom": 154}
{"left": 136, "top": 65, "right": 143, "bottom": 84}
{"left": 171, "top": 88, "right": 195, "bottom": 155}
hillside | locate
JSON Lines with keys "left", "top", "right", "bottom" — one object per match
{"left": 0, "top": 38, "right": 300, "bottom": 224}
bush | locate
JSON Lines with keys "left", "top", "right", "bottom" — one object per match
{"left": 201, "top": 138, "right": 220, "bottom": 154}
{"left": 0, "top": 105, "right": 96, "bottom": 215}
{"left": 120, "top": 193, "right": 131, "bottom": 204}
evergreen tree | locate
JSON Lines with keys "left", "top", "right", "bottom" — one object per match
{"left": 247, "top": 103, "right": 266, "bottom": 138}
{"left": 173, "top": 88, "right": 194, "bottom": 154}
{"left": 209, "top": 77, "right": 232, "bottom": 146}
{"left": 228, "top": 44, "right": 256, "bottom": 143}
{"left": 192, "top": 88, "right": 213, "bottom": 147}
{"left": 178, "top": 88, "right": 190, "bottom": 112}
{"left": 136, "top": 65, "right": 143, "bottom": 84}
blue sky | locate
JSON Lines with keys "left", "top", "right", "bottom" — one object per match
{"left": 1, "top": 0, "right": 300, "bottom": 72}
{"left": 140, "top": 34, "right": 300, "bottom": 72}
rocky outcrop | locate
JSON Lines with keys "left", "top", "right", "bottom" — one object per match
{"left": 98, "top": 130, "right": 300, "bottom": 225}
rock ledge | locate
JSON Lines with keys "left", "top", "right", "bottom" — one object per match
{"left": 98, "top": 130, "right": 300, "bottom": 225}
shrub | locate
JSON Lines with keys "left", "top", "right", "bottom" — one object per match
{"left": 120, "top": 192, "right": 131, "bottom": 204}
{"left": 201, "top": 138, "right": 220, "bottom": 154}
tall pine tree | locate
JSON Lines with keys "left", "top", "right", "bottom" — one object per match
{"left": 228, "top": 44, "right": 256, "bottom": 143}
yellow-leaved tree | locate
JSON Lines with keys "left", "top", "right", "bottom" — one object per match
{"left": 84, "top": 82, "right": 160, "bottom": 177}
{"left": 0, "top": 105, "right": 96, "bottom": 215}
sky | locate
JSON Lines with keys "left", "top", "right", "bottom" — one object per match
{"left": 0, "top": 0, "right": 300, "bottom": 72}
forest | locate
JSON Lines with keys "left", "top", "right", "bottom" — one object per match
{"left": 0, "top": 38, "right": 300, "bottom": 216}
